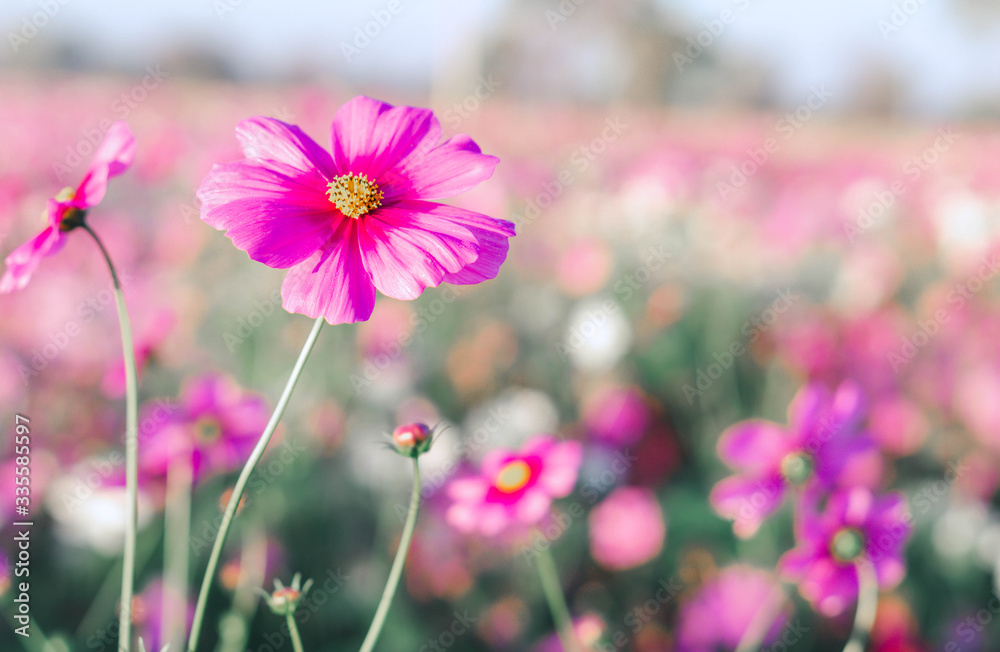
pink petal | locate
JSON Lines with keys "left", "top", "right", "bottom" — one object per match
{"left": 357, "top": 202, "right": 480, "bottom": 300}
{"left": 709, "top": 474, "right": 786, "bottom": 538}
{"left": 76, "top": 121, "right": 136, "bottom": 208}
{"left": 438, "top": 205, "right": 516, "bottom": 285}
{"left": 236, "top": 117, "right": 335, "bottom": 178}
{"left": 280, "top": 220, "right": 376, "bottom": 324}
{"left": 716, "top": 420, "right": 790, "bottom": 473}
{"left": 0, "top": 226, "right": 65, "bottom": 294}
{"left": 445, "top": 503, "right": 479, "bottom": 533}
{"left": 447, "top": 477, "right": 489, "bottom": 501}
{"left": 537, "top": 441, "right": 583, "bottom": 497}
{"left": 198, "top": 160, "right": 338, "bottom": 268}
{"left": 384, "top": 133, "right": 499, "bottom": 200}
{"left": 330, "top": 96, "right": 441, "bottom": 180}
{"left": 515, "top": 489, "right": 552, "bottom": 524}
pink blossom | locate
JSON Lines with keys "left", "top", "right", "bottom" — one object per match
{"left": 139, "top": 373, "right": 269, "bottom": 483}
{"left": 588, "top": 487, "right": 665, "bottom": 571}
{"left": 581, "top": 384, "right": 650, "bottom": 448}
{"left": 446, "top": 435, "right": 583, "bottom": 536}
{"left": 0, "top": 121, "right": 135, "bottom": 293}
{"left": 197, "top": 96, "right": 514, "bottom": 324}
{"left": 779, "top": 487, "right": 911, "bottom": 617}
{"left": 677, "top": 565, "right": 789, "bottom": 652}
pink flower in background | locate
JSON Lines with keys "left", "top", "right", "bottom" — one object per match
{"left": 139, "top": 374, "right": 269, "bottom": 482}
{"left": 581, "top": 384, "right": 650, "bottom": 447}
{"left": 779, "top": 487, "right": 910, "bottom": 617}
{"left": 677, "top": 565, "right": 789, "bottom": 652}
{"left": 198, "top": 96, "right": 514, "bottom": 324}
{"left": 588, "top": 487, "right": 665, "bottom": 570}
{"left": 446, "top": 435, "right": 583, "bottom": 536}
{"left": 133, "top": 578, "right": 193, "bottom": 652}
{"left": 0, "top": 121, "right": 135, "bottom": 293}
{"left": 534, "top": 613, "right": 605, "bottom": 652}
{"left": 711, "top": 380, "right": 884, "bottom": 538}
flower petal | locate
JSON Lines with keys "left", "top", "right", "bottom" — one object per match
{"left": 0, "top": 226, "right": 65, "bottom": 294}
{"left": 709, "top": 473, "right": 786, "bottom": 538}
{"left": 280, "top": 219, "right": 376, "bottom": 324}
{"left": 537, "top": 441, "right": 583, "bottom": 497}
{"left": 357, "top": 202, "right": 479, "bottom": 300}
{"left": 416, "top": 202, "right": 516, "bottom": 285}
{"left": 330, "top": 96, "right": 441, "bottom": 179}
{"left": 76, "top": 121, "right": 136, "bottom": 208}
{"left": 382, "top": 133, "right": 499, "bottom": 200}
{"left": 236, "top": 117, "right": 335, "bottom": 178}
{"left": 198, "top": 160, "right": 337, "bottom": 268}
{"left": 716, "top": 420, "right": 790, "bottom": 473}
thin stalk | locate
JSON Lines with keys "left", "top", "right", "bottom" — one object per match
{"left": 187, "top": 316, "right": 325, "bottom": 652}
{"left": 164, "top": 453, "right": 193, "bottom": 647}
{"left": 842, "top": 559, "right": 879, "bottom": 652}
{"left": 536, "top": 546, "right": 583, "bottom": 652}
{"left": 357, "top": 459, "right": 422, "bottom": 652}
{"left": 286, "top": 613, "right": 305, "bottom": 652}
{"left": 5, "top": 610, "right": 52, "bottom": 652}
{"left": 83, "top": 223, "right": 139, "bottom": 652}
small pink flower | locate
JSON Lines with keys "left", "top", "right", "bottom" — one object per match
{"left": 197, "top": 96, "right": 514, "bottom": 325}
{"left": 139, "top": 373, "right": 269, "bottom": 482}
{"left": 0, "top": 121, "right": 135, "bottom": 293}
{"left": 446, "top": 435, "right": 583, "bottom": 536}
{"left": 779, "top": 487, "right": 911, "bottom": 617}
{"left": 588, "top": 487, "right": 665, "bottom": 571}
{"left": 677, "top": 565, "right": 789, "bottom": 652}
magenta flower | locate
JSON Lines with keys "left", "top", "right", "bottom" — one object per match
{"left": 588, "top": 486, "right": 665, "bottom": 571}
{"left": 133, "top": 578, "right": 193, "bottom": 652}
{"left": 198, "top": 96, "right": 514, "bottom": 324}
{"left": 710, "top": 380, "right": 884, "bottom": 538}
{"left": 779, "top": 487, "right": 911, "bottom": 617}
{"left": 677, "top": 565, "right": 789, "bottom": 652}
{"left": 139, "top": 374, "right": 269, "bottom": 482}
{"left": 0, "top": 121, "right": 135, "bottom": 293}
{"left": 446, "top": 436, "right": 583, "bottom": 536}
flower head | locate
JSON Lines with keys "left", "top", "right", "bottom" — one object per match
{"left": 779, "top": 487, "right": 911, "bottom": 617}
{"left": 198, "top": 96, "right": 514, "bottom": 325}
{"left": 391, "top": 422, "right": 434, "bottom": 457}
{"left": 446, "top": 435, "right": 583, "bottom": 536}
{"left": 676, "top": 565, "right": 789, "bottom": 652}
{"left": 139, "top": 373, "right": 270, "bottom": 482}
{"left": 588, "top": 487, "right": 666, "bottom": 571}
{"left": 710, "top": 380, "right": 883, "bottom": 538}
{"left": 260, "top": 573, "right": 313, "bottom": 617}
{"left": 1, "top": 121, "right": 135, "bottom": 293}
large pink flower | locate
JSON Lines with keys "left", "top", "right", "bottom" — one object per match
{"left": 446, "top": 436, "right": 583, "bottom": 536}
{"left": 0, "top": 121, "right": 135, "bottom": 293}
{"left": 198, "top": 96, "right": 514, "bottom": 325}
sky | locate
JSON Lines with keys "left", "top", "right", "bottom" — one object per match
{"left": 1, "top": 0, "right": 999, "bottom": 117}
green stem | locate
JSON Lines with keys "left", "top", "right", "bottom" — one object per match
{"left": 286, "top": 613, "right": 305, "bottom": 652}
{"left": 83, "top": 224, "right": 139, "bottom": 652}
{"left": 842, "top": 559, "right": 879, "bottom": 652}
{"left": 536, "top": 546, "right": 583, "bottom": 652}
{"left": 187, "top": 316, "right": 325, "bottom": 652}
{"left": 164, "top": 453, "right": 193, "bottom": 647}
{"left": 357, "top": 459, "right": 422, "bottom": 652}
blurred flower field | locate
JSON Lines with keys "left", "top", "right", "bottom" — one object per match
{"left": 2, "top": 70, "right": 1000, "bottom": 651}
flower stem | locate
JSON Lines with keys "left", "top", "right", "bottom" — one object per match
{"left": 164, "top": 453, "right": 193, "bottom": 647}
{"left": 83, "top": 224, "right": 139, "bottom": 652}
{"left": 536, "top": 546, "right": 583, "bottom": 652}
{"left": 187, "top": 316, "right": 325, "bottom": 652}
{"left": 357, "top": 459, "right": 422, "bottom": 652}
{"left": 842, "top": 559, "right": 879, "bottom": 652}
{"left": 286, "top": 613, "right": 305, "bottom": 652}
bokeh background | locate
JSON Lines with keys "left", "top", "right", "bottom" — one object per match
{"left": 2, "top": 1, "right": 1000, "bottom": 650}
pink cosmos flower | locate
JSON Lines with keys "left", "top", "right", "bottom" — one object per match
{"left": 446, "top": 436, "right": 583, "bottom": 536}
{"left": 779, "top": 487, "right": 911, "bottom": 617}
{"left": 588, "top": 487, "right": 665, "bottom": 571}
{"left": 676, "top": 565, "right": 789, "bottom": 652}
{"left": 0, "top": 121, "right": 135, "bottom": 293}
{"left": 710, "top": 380, "right": 884, "bottom": 538}
{"left": 133, "top": 578, "right": 193, "bottom": 652}
{"left": 139, "top": 373, "right": 269, "bottom": 483}
{"left": 197, "top": 96, "right": 514, "bottom": 325}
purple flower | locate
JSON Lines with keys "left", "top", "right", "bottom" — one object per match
{"left": 710, "top": 380, "right": 884, "bottom": 538}
{"left": 677, "top": 565, "right": 789, "bottom": 652}
{"left": 779, "top": 487, "right": 911, "bottom": 617}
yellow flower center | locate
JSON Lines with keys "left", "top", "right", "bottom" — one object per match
{"left": 54, "top": 186, "right": 87, "bottom": 232}
{"left": 193, "top": 417, "right": 222, "bottom": 443}
{"left": 326, "top": 173, "right": 383, "bottom": 219}
{"left": 495, "top": 460, "right": 532, "bottom": 493}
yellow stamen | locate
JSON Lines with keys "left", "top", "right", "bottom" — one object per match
{"left": 326, "top": 173, "right": 383, "bottom": 219}
{"left": 495, "top": 460, "right": 532, "bottom": 493}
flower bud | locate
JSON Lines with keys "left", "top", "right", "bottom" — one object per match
{"left": 260, "top": 573, "right": 312, "bottom": 617}
{"left": 391, "top": 422, "right": 433, "bottom": 457}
